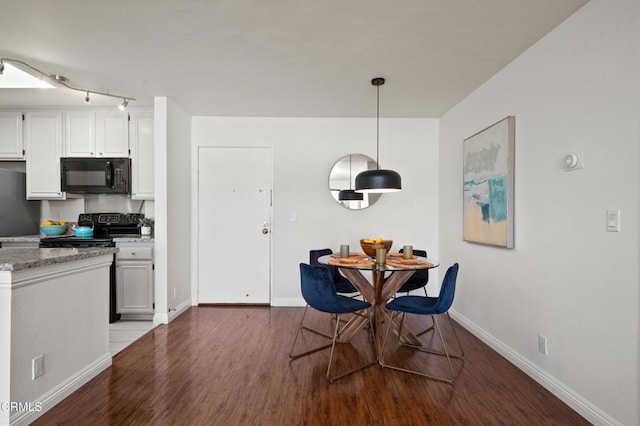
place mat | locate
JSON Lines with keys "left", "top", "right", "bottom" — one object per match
{"left": 328, "top": 258, "right": 375, "bottom": 267}
{"left": 388, "top": 253, "right": 417, "bottom": 259}
{"left": 330, "top": 253, "right": 368, "bottom": 259}
{"left": 386, "top": 259, "right": 433, "bottom": 269}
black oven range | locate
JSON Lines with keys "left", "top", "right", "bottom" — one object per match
{"left": 39, "top": 212, "right": 144, "bottom": 323}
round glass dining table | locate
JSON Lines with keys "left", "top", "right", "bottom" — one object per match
{"left": 317, "top": 254, "right": 439, "bottom": 355}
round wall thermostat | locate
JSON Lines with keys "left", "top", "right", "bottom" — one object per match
{"left": 564, "top": 154, "right": 578, "bottom": 168}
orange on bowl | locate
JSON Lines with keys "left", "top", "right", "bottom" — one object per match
{"left": 360, "top": 239, "right": 393, "bottom": 258}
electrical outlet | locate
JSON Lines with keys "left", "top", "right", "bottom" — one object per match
{"left": 538, "top": 335, "right": 549, "bottom": 356}
{"left": 32, "top": 355, "right": 45, "bottom": 380}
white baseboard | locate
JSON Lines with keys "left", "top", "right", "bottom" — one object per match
{"left": 11, "top": 353, "right": 112, "bottom": 426}
{"left": 271, "top": 297, "right": 305, "bottom": 307}
{"left": 449, "top": 310, "right": 621, "bottom": 426}
{"left": 153, "top": 311, "right": 169, "bottom": 325}
{"left": 168, "top": 299, "right": 191, "bottom": 322}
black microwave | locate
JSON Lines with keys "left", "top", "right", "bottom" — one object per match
{"left": 61, "top": 158, "right": 131, "bottom": 194}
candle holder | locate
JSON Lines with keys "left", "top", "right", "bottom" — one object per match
{"left": 340, "top": 244, "right": 350, "bottom": 258}
{"left": 375, "top": 248, "right": 387, "bottom": 266}
{"left": 403, "top": 245, "right": 413, "bottom": 259}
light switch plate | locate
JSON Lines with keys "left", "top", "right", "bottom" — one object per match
{"left": 606, "top": 209, "right": 621, "bottom": 232}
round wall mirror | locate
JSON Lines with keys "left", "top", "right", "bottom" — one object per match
{"left": 329, "top": 154, "right": 382, "bottom": 209}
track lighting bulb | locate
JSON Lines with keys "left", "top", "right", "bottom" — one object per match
{"left": 118, "top": 99, "right": 129, "bottom": 111}
{"left": 84, "top": 92, "right": 90, "bottom": 104}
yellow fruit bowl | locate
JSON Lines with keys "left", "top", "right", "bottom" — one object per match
{"left": 40, "top": 225, "right": 68, "bottom": 236}
{"left": 360, "top": 239, "right": 393, "bottom": 258}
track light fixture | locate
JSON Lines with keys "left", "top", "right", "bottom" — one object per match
{"left": 0, "top": 57, "right": 135, "bottom": 109}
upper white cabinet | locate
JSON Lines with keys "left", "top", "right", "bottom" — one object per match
{"left": 130, "top": 110, "right": 154, "bottom": 200}
{"left": 64, "top": 111, "right": 129, "bottom": 158}
{"left": 0, "top": 111, "right": 24, "bottom": 160}
{"left": 24, "top": 112, "right": 66, "bottom": 200}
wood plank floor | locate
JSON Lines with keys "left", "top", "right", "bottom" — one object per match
{"left": 34, "top": 306, "right": 589, "bottom": 425}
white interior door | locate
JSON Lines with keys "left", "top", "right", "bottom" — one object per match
{"left": 197, "top": 147, "right": 272, "bottom": 303}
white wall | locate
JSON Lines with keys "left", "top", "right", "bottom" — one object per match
{"left": 153, "top": 97, "right": 168, "bottom": 324}
{"left": 166, "top": 99, "right": 192, "bottom": 315}
{"left": 439, "top": 1, "right": 639, "bottom": 425}
{"left": 191, "top": 117, "right": 439, "bottom": 305}
{"left": 153, "top": 97, "right": 193, "bottom": 324}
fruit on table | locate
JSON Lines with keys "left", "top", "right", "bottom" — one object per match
{"left": 362, "top": 237, "right": 384, "bottom": 244}
{"left": 41, "top": 220, "right": 65, "bottom": 226}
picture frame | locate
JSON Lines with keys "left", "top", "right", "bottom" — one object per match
{"left": 463, "top": 116, "right": 515, "bottom": 248}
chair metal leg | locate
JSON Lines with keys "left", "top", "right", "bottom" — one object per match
{"left": 326, "top": 309, "right": 377, "bottom": 382}
{"left": 379, "top": 311, "right": 463, "bottom": 383}
{"left": 289, "top": 305, "right": 333, "bottom": 360}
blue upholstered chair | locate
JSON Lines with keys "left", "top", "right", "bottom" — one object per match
{"left": 289, "top": 263, "right": 377, "bottom": 382}
{"left": 380, "top": 263, "right": 463, "bottom": 383}
{"left": 309, "top": 248, "right": 359, "bottom": 295}
{"left": 395, "top": 248, "right": 429, "bottom": 295}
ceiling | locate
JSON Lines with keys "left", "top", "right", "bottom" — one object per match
{"left": 0, "top": 0, "right": 588, "bottom": 118}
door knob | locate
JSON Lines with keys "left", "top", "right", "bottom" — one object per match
{"left": 262, "top": 228, "right": 269, "bottom": 234}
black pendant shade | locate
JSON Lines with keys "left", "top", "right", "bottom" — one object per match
{"left": 355, "top": 169, "right": 401, "bottom": 193}
{"left": 338, "top": 189, "right": 364, "bottom": 201}
{"left": 354, "top": 77, "right": 402, "bottom": 194}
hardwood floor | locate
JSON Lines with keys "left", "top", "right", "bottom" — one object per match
{"left": 34, "top": 306, "right": 588, "bottom": 425}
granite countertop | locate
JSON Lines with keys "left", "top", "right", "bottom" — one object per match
{"left": 0, "top": 235, "right": 42, "bottom": 243}
{"left": 0, "top": 235, "right": 154, "bottom": 244}
{"left": 0, "top": 247, "right": 119, "bottom": 272}
{"left": 113, "top": 236, "right": 155, "bottom": 243}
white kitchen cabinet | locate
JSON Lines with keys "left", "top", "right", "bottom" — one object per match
{"left": 64, "top": 111, "right": 129, "bottom": 158}
{"left": 0, "top": 111, "right": 24, "bottom": 160}
{"left": 116, "top": 242, "right": 154, "bottom": 318}
{"left": 129, "top": 110, "right": 154, "bottom": 200}
{"left": 24, "top": 112, "right": 66, "bottom": 200}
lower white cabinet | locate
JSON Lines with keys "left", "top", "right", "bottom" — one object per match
{"left": 116, "top": 242, "right": 154, "bottom": 317}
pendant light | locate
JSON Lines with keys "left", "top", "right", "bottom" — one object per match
{"left": 338, "top": 155, "right": 364, "bottom": 201}
{"left": 355, "top": 77, "right": 401, "bottom": 193}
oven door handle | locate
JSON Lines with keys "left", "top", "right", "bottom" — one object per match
{"left": 106, "top": 161, "right": 114, "bottom": 188}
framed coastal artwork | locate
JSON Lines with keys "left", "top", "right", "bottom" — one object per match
{"left": 463, "top": 116, "right": 515, "bottom": 248}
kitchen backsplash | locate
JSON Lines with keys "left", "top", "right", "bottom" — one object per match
{"left": 41, "top": 195, "right": 153, "bottom": 223}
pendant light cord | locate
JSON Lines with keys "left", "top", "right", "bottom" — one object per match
{"left": 376, "top": 84, "right": 380, "bottom": 170}
{"left": 349, "top": 155, "right": 353, "bottom": 189}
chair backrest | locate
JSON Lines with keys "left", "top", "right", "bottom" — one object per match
{"left": 309, "top": 248, "right": 333, "bottom": 265}
{"left": 398, "top": 248, "right": 429, "bottom": 291}
{"left": 432, "top": 263, "right": 459, "bottom": 314}
{"left": 299, "top": 263, "right": 345, "bottom": 313}
{"left": 309, "top": 248, "right": 342, "bottom": 283}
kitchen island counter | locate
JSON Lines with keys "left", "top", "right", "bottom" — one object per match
{"left": 0, "top": 247, "right": 116, "bottom": 424}
{"left": 0, "top": 234, "right": 41, "bottom": 243}
{"left": 0, "top": 247, "right": 118, "bottom": 271}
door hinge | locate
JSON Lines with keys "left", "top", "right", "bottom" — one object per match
{"left": 22, "top": 113, "right": 25, "bottom": 121}
{"left": 128, "top": 114, "right": 131, "bottom": 121}
{"left": 152, "top": 264, "right": 155, "bottom": 270}
{"left": 22, "top": 149, "right": 25, "bottom": 155}
{"left": 153, "top": 302, "right": 155, "bottom": 309}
